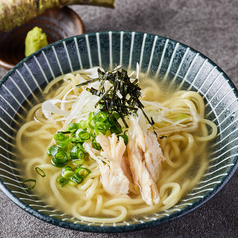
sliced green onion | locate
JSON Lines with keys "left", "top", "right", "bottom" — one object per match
{"left": 108, "top": 113, "right": 120, "bottom": 126}
{"left": 54, "top": 132, "right": 66, "bottom": 142}
{"left": 96, "top": 111, "right": 108, "bottom": 122}
{"left": 78, "top": 120, "right": 88, "bottom": 129}
{"left": 77, "top": 143, "right": 86, "bottom": 152}
{"left": 57, "top": 176, "right": 69, "bottom": 187}
{"left": 47, "top": 145, "right": 58, "bottom": 156}
{"left": 113, "top": 112, "right": 120, "bottom": 120}
{"left": 88, "top": 112, "right": 95, "bottom": 120}
{"left": 92, "top": 138, "right": 102, "bottom": 150}
{"left": 70, "top": 145, "right": 79, "bottom": 159}
{"left": 53, "top": 131, "right": 71, "bottom": 150}
{"left": 71, "top": 137, "right": 83, "bottom": 143}
{"left": 23, "top": 179, "right": 36, "bottom": 190}
{"left": 118, "top": 134, "right": 128, "bottom": 145}
{"left": 77, "top": 150, "right": 85, "bottom": 160}
{"left": 110, "top": 125, "right": 122, "bottom": 134}
{"left": 78, "top": 130, "right": 90, "bottom": 141}
{"left": 75, "top": 167, "right": 91, "bottom": 178}
{"left": 108, "top": 112, "right": 120, "bottom": 124}
{"left": 72, "top": 158, "right": 85, "bottom": 167}
{"left": 67, "top": 180, "right": 78, "bottom": 186}
{"left": 56, "top": 138, "right": 71, "bottom": 150}
{"left": 51, "top": 150, "right": 68, "bottom": 167}
{"left": 104, "top": 120, "right": 113, "bottom": 130}
{"left": 71, "top": 174, "right": 83, "bottom": 184}
{"left": 35, "top": 167, "right": 46, "bottom": 177}
{"left": 70, "top": 145, "right": 85, "bottom": 160}
{"left": 90, "top": 129, "right": 97, "bottom": 138}
{"left": 62, "top": 166, "right": 74, "bottom": 179}
{"left": 88, "top": 118, "right": 95, "bottom": 129}
{"left": 95, "top": 121, "right": 107, "bottom": 135}
{"left": 67, "top": 123, "right": 79, "bottom": 131}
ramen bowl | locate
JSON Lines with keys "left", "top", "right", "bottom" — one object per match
{"left": 0, "top": 6, "right": 85, "bottom": 70}
{"left": 0, "top": 31, "right": 237, "bottom": 232}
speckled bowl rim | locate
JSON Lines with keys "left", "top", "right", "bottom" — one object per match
{"left": 0, "top": 31, "right": 238, "bottom": 233}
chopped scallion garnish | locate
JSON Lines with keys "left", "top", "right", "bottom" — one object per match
{"left": 57, "top": 176, "right": 69, "bottom": 187}
{"left": 62, "top": 166, "right": 74, "bottom": 179}
{"left": 67, "top": 123, "right": 80, "bottom": 131}
{"left": 78, "top": 130, "right": 91, "bottom": 141}
{"left": 51, "top": 150, "right": 68, "bottom": 167}
{"left": 74, "top": 167, "right": 91, "bottom": 178}
{"left": 54, "top": 132, "right": 66, "bottom": 142}
{"left": 72, "top": 158, "right": 85, "bottom": 166}
{"left": 71, "top": 174, "right": 83, "bottom": 184}
{"left": 96, "top": 111, "right": 108, "bottom": 122}
{"left": 47, "top": 145, "right": 58, "bottom": 156}
{"left": 35, "top": 167, "right": 46, "bottom": 177}
{"left": 118, "top": 134, "right": 128, "bottom": 145}
{"left": 57, "top": 165, "right": 91, "bottom": 187}
{"left": 110, "top": 125, "right": 122, "bottom": 135}
{"left": 92, "top": 138, "right": 102, "bottom": 150}
{"left": 70, "top": 145, "right": 85, "bottom": 160}
{"left": 23, "top": 179, "right": 36, "bottom": 190}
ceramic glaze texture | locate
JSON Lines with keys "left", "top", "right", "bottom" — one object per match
{"left": 0, "top": 7, "right": 84, "bottom": 70}
{"left": 0, "top": 31, "right": 237, "bottom": 232}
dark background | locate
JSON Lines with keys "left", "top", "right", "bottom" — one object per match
{"left": 0, "top": 0, "right": 237, "bottom": 237}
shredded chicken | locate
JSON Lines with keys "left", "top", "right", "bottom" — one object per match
{"left": 127, "top": 117, "right": 165, "bottom": 205}
{"left": 84, "top": 117, "right": 166, "bottom": 205}
{"left": 96, "top": 133, "right": 140, "bottom": 195}
{"left": 97, "top": 160, "right": 130, "bottom": 196}
{"left": 144, "top": 130, "right": 165, "bottom": 182}
{"left": 82, "top": 134, "right": 130, "bottom": 196}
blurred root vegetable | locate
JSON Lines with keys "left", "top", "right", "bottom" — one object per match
{"left": 0, "top": 0, "right": 115, "bottom": 32}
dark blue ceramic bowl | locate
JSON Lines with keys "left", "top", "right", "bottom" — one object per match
{"left": 0, "top": 31, "right": 237, "bottom": 232}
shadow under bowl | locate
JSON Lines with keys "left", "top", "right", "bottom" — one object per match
{"left": 0, "top": 6, "right": 85, "bottom": 70}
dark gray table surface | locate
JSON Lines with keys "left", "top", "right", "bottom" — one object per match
{"left": 0, "top": 0, "right": 237, "bottom": 237}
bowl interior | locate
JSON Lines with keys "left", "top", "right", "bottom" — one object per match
{"left": 0, "top": 7, "right": 84, "bottom": 70}
{"left": 0, "top": 31, "right": 238, "bottom": 232}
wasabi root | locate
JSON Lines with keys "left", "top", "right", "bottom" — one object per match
{"left": 0, "top": 0, "right": 115, "bottom": 32}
